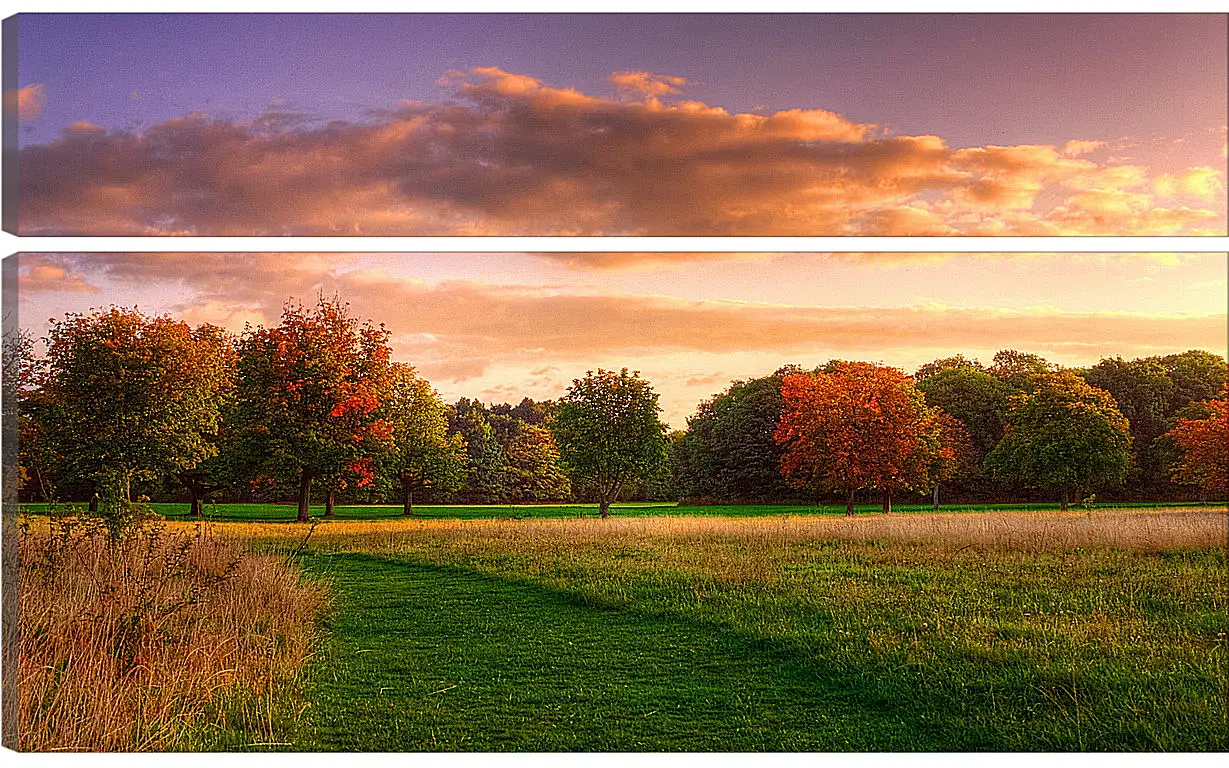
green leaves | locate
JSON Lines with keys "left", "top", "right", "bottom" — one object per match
{"left": 986, "top": 371, "right": 1133, "bottom": 497}
{"left": 551, "top": 369, "right": 668, "bottom": 513}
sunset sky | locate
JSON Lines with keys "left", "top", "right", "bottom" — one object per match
{"left": 12, "top": 13, "right": 1228, "bottom": 235}
{"left": 14, "top": 252, "right": 1228, "bottom": 428}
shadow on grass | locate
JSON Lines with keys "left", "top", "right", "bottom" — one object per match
{"left": 293, "top": 552, "right": 1042, "bottom": 752}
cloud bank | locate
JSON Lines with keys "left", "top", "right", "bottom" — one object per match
{"left": 16, "top": 68, "right": 1227, "bottom": 235}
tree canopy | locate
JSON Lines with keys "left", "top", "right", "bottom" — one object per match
{"left": 37, "top": 307, "right": 234, "bottom": 507}
{"left": 985, "top": 371, "right": 1133, "bottom": 509}
{"left": 551, "top": 368, "right": 668, "bottom": 518}
{"left": 775, "top": 362, "right": 948, "bottom": 515}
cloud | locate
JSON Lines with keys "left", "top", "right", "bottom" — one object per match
{"left": 1063, "top": 139, "right": 1106, "bottom": 158}
{"left": 9, "top": 83, "right": 45, "bottom": 122}
{"left": 17, "top": 67, "right": 1225, "bottom": 235}
{"left": 609, "top": 71, "right": 688, "bottom": 96}
{"left": 17, "top": 257, "right": 99, "bottom": 294}
{"left": 48, "top": 254, "right": 1227, "bottom": 387}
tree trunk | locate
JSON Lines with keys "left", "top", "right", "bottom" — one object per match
{"left": 88, "top": 495, "right": 99, "bottom": 514}
{"left": 190, "top": 491, "right": 203, "bottom": 517}
{"left": 297, "top": 470, "right": 313, "bottom": 522}
{"left": 845, "top": 489, "right": 855, "bottom": 517}
{"left": 325, "top": 487, "right": 335, "bottom": 517}
{"left": 1060, "top": 487, "right": 1069, "bottom": 512}
{"left": 402, "top": 478, "right": 414, "bottom": 516}
{"left": 599, "top": 499, "right": 611, "bottom": 518}
{"left": 881, "top": 488, "right": 893, "bottom": 514}
{"left": 933, "top": 483, "right": 940, "bottom": 512}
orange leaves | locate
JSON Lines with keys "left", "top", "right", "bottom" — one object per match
{"left": 775, "top": 361, "right": 948, "bottom": 495}
{"left": 1167, "top": 384, "right": 1229, "bottom": 493}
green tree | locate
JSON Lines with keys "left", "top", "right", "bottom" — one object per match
{"left": 231, "top": 297, "right": 395, "bottom": 522}
{"left": 381, "top": 364, "right": 467, "bottom": 515}
{"left": 38, "top": 307, "right": 234, "bottom": 509}
{"left": 675, "top": 367, "right": 798, "bottom": 503}
{"left": 916, "top": 363, "right": 1010, "bottom": 459}
{"left": 551, "top": 368, "right": 669, "bottom": 518}
{"left": 989, "top": 349, "right": 1056, "bottom": 392}
{"left": 502, "top": 421, "right": 572, "bottom": 502}
{"left": 985, "top": 371, "right": 1133, "bottom": 510}
{"left": 449, "top": 398, "right": 510, "bottom": 503}
{"left": 1158, "top": 350, "right": 1228, "bottom": 415}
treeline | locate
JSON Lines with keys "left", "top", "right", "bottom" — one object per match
{"left": 6, "top": 298, "right": 1227, "bottom": 518}
{"left": 673, "top": 351, "right": 1227, "bottom": 507}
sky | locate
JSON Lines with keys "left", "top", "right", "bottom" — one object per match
{"left": 13, "top": 252, "right": 1228, "bottom": 429}
{"left": 11, "top": 13, "right": 1228, "bottom": 235}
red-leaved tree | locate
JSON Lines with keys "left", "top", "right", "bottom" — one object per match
{"left": 232, "top": 296, "right": 395, "bottom": 522}
{"left": 1166, "top": 383, "right": 1229, "bottom": 496}
{"left": 774, "top": 362, "right": 947, "bottom": 515}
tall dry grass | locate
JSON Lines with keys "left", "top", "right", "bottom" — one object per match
{"left": 189, "top": 506, "right": 1228, "bottom": 555}
{"left": 17, "top": 517, "right": 326, "bottom": 752}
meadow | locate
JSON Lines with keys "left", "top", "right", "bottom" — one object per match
{"left": 17, "top": 503, "right": 1229, "bottom": 751}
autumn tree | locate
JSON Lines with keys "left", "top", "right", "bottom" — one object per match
{"left": 380, "top": 364, "right": 467, "bottom": 515}
{"left": 1166, "top": 384, "right": 1228, "bottom": 496}
{"left": 231, "top": 297, "right": 394, "bottom": 522}
{"left": 551, "top": 368, "right": 669, "bottom": 518}
{"left": 36, "top": 307, "right": 234, "bottom": 510}
{"left": 774, "top": 362, "right": 944, "bottom": 516}
{"left": 985, "top": 371, "right": 1133, "bottom": 510}
{"left": 929, "top": 412, "right": 976, "bottom": 510}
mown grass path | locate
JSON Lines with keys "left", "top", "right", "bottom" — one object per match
{"left": 296, "top": 552, "right": 977, "bottom": 751}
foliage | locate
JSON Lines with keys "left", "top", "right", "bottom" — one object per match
{"left": 380, "top": 364, "right": 467, "bottom": 513}
{"left": 675, "top": 368, "right": 798, "bottom": 503}
{"left": 1166, "top": 384, "right": 1229, "bottom": 494}
{"left": 36, "top": 307, "right": 235, "bottom": 503}
{"left": 501, "top": 421, "right": 572, "bottom": 502}
{"left": 775, "top": 362, "right": 948, "bottom": 513}
{"left": 449, "top": 398, "right": 512, "bottom": 503}
{"left": 551, "top": 368, "right": 669, "bottom": 517}
{"left": 985, "top": 371, "right": 1133, "bottom": 507}
{"left": 916, "top": 363, "right": 1010, "bottom": 459}
{"left": 988, "top": 349, "right": 1055, "bottom": 391}
{"left": 231, "top": 296, "right": 395, "bottom": 521}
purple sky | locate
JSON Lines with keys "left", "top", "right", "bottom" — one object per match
{"left": 17, "top": 13, "right": 1227, "bottom": 157}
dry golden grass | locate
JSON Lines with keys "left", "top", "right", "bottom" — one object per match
{"left": 184, "top": 506, "right": 1228, "bottom": 554}
{"left": 17, "top": 520, "right": 326, "bottom": 752}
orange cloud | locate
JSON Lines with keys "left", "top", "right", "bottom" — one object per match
{"left": 54, "top": 254, "right": 1225, "bottom": 386}
{"left": 609, "top": 71, "right": 688, "bottom": 96}
{"left": 18, "top": 262, "right": 99, "bottom": 294}
{"left": 8, "top": 83, "right": 45, "bottom": 122}
{"left": 14, "top": 70, "right": 1226, "bottom": 235}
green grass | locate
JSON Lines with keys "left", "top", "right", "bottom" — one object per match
{"left": 17, "top": 499, "right": 1219, "bottom": 524}
{"left": 278, "top": 519, "right": 1228, "bottom": 751}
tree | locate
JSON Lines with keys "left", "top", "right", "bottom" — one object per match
{"left": 1166, "top": 384, "right": 1228, "bottom": 496}
{"left": 449, "top": 398, "right": 510, "bottom": 503}
{"left": 1078, "top": 356, "right": 1175, "bottom": 491}
{"left": 1158, "top": 350, "right": 1228, "bottom": 415}
{"left": 916, "top": 363, "right": 1010, "bottom": 459}
{"left": 985, "top": 371, "right": 1133, "bottom": 510}
{"left": 929, "top": 412, "right": 976, "bottom": 510}
{"left": 675, "top": 368, "right": 798, "bottom": 503}
{"left": 989, "top": 349, "right": 1055, "bottom": 392}
{"left": 551, "top": 368, "right": 669, "bottom": 518}
{"left": 37, "top": 307, "right": 234, "bottom": 509}
{"left": 502, "top": 421, "right": 572, "bottom": 502}
{"left": 381, "top": 364, "right": 467, "bottom": 515}
{"left": 774, "top": 362, "right": 945, "bottom": 516}
{"left": 231, "top": 296, "right": 395, "bottom": 522}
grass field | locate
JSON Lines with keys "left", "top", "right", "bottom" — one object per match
{"left": 18, "top": 499, "right": 1220, "bottom": 523}
{"left": 18, "top": 504, "right": 1229, "bottom": 751}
